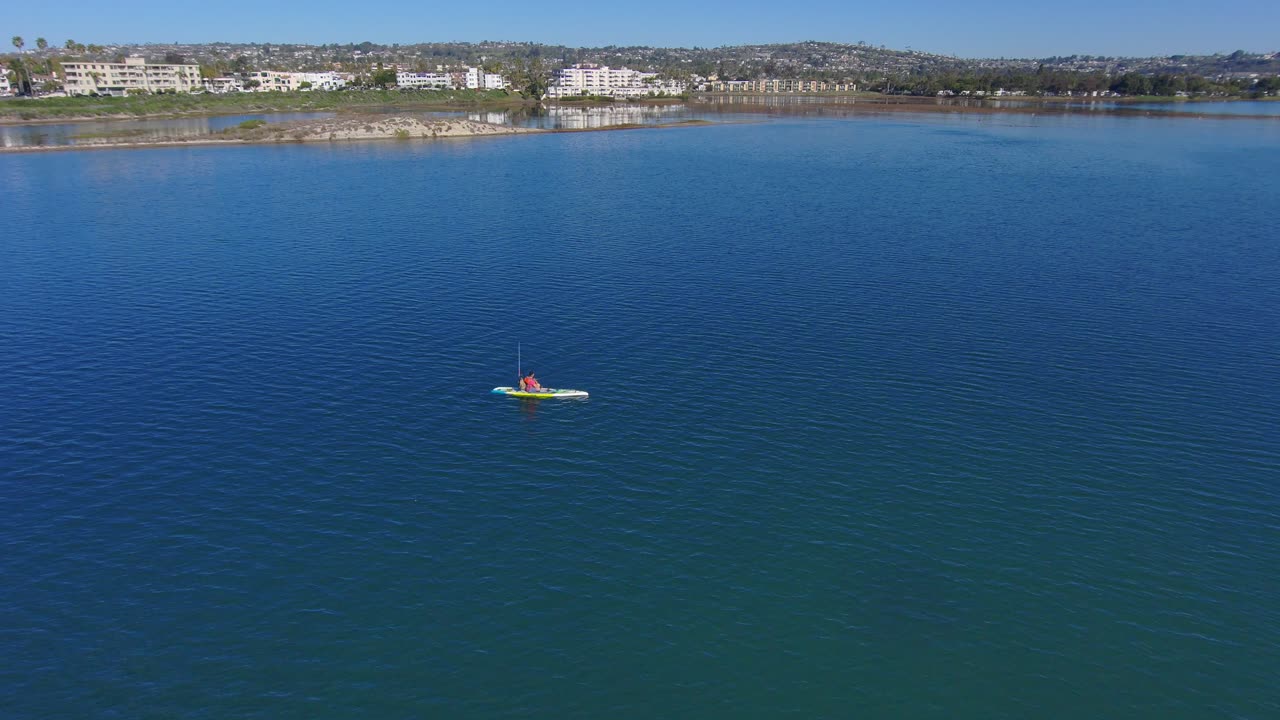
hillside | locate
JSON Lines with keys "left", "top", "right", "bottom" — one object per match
{"left": 9, "top": 40, "right": 1278, "bottom": 81}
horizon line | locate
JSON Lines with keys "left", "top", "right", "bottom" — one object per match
{"left": 5, "top": 38, "right": 1279, "bottom": 63}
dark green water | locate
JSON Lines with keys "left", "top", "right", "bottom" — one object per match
{"left": 2, "top": 113, "right": 1279, "bottom": 718}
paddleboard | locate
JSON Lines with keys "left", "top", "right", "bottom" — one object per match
{"left": 491, "top": 386, "right": 588, "bottom": 399}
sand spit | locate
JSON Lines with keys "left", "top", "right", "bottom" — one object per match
{"left": 277, "top": 115, "right": 545, "bottom": 141}
{"left": 0, "top": 116, "right": 545, "bottom": 153}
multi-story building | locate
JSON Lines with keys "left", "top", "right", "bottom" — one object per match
{"left": 0, "top": 69, "right": 11, "bottom": 96}
{"left": 464, "top": 67, "right": 507, "bottom": 90}
{"left": 203, "top": 77, "right": 244, "bottom": 93}
{"left": 235, "top": 71, "right": 345, "bottom": 92}
{"left": 396, "top": 71, "right": 451, "bottom": 90}
{"left": 242, "top": 70, "right": 295, "bottom": 92}
{"left": 546, "top": 64, "right": 685, "bottom": 98}
{"left": 295, "top": 71, "right": 345, "bottom": 91}
{"left": 62, "top": 56, "right": 201, "bottom": 96}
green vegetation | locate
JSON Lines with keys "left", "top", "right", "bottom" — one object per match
{"left": 0, "top": 88, "right": 523, "bottom": 122}
{"left": 237, "top": 118, "right": 267, "bottom": 129}
{"left": 503, "top": 56, "right": 555, "bottom": 100}
{"left": 866, "top": 69, "right": 1269, "bottom": 98}
{"left": 369, "top": 65, "right": 397, "bottom": 89}
{"left": 69, "top": 128, "right": 150, "bottom": 140}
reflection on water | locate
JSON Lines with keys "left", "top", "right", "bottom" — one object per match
{"left": 698, "top": 93, "right": 1280, "bottom": 117}
{"left": 8, "top": 97, "right": 1272, "bottom": 150}
{"left": 472, "top": 104, "right": 700, "bottom": 130}
{"left": 0, "top": 112, "right": 335, "bottom": 148}
{"left": 985, "top": 99, "right": 1280, "bottom": 116}
{"left": 952, "top": 97, "right": 1280, "bottom": 115}
{"left": 3, "top": 107, "right": 706, "bottom": 147}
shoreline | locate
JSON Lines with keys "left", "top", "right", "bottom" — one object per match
{"left": 0, "top": 115, "right": 717, "bottom": 154}
{"left": 0, "top": 88, "right": 533, "bottom": 125}
{"left": 0, "top": 103, "right": 525, "bottom": 126}
{"left": 4, "top": 93, "right": 1275, "bottom": 127}
{"left": 3, "top": 98, "right": 1274, "bottom": 153}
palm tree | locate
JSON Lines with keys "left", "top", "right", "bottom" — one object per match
{"left": 11, "top": 36, "right": 24, "bottom": 53}
{"left": 35, "top": 38, "right": 50, "bottom": 76}
{"left": 65, "top": 39, "right": 76, "bottom": 51}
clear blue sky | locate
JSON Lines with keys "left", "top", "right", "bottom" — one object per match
{"left": 8, "top": 0, "right": 1279, "bottom": 59}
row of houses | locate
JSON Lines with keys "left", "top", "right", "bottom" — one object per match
{"left": 54, "top": 56, "right": 510, "bottom": 97}
{"left": 543, "top": 66, "right": 863, "bottom": 97}
{"left": 207, "top": 71, "right": 348, "bottom": 93}
{"left": 22, "top": 57, "right": 865, "bottom": 99}
{"left": 705, "top": 79, "right": 858, "bottom": 93}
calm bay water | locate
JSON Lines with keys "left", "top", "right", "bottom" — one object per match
{"left": 985, "top": 98, "right": 1280, "bottom": 116}
{"left": 3, "top": 113, "right": 1279, "bottom": 718}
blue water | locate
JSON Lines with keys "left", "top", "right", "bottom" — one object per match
{"left": 987, "top": 99, "right": 1280, "bottom": 116}
{"left": 1123, "top": 100, "right": 1280, "bottom": 115}
{"left": 3, "top": 113, "right": 1280, "bottom": 719}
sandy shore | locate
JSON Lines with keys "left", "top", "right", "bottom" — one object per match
{"left": 0, "top": 116, "right": 546, "bottom": 153}
{"left": 281, "top": 115, "right": 544, "bottom": 141}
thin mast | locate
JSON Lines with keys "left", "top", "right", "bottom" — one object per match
{"left": 518, "top": 343, "right": 522, "bottom": 381}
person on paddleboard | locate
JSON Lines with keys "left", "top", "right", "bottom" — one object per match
{"left": 520, "top": 372, "right": 543, "bottom": 392}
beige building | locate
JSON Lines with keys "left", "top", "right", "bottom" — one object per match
{"left": 62, "top": 56, "right": 201, "bottom": 97}
{"left": 241, "top": 70, "right": 297, "bottom": 92}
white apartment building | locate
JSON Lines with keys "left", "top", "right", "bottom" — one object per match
{"left": 295, "top": 71, "right": 346, "bottom": 91}
{"left": 242, "top": 70, "right": 296, "bottom": 92}
{"left": 203, "top": 77, "right": 244, "bottom": 94}
{"left": 546, "top": 64, "right": 685, "bottom": 98}
{"left": 0, "top": 70, "right": 11, "bottom": 96}
{"left": 232, "top": 71, "right": 345, "bottom": 93}
{"left": 397, "top": 71, "right": 451, "bottom": 89}
{"left": 62, "top": 56, "right": 201, "bottom": 96}
{"left": 464, "top": 67, "right": 507, "bottom": 90}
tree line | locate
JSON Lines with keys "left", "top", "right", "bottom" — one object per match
{"left": 863, "top": 68, "right": 1277, "bottom": 97}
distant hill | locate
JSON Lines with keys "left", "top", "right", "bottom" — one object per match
{"left": 11, "top": 39, "right": 1279, "bottom": 81}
